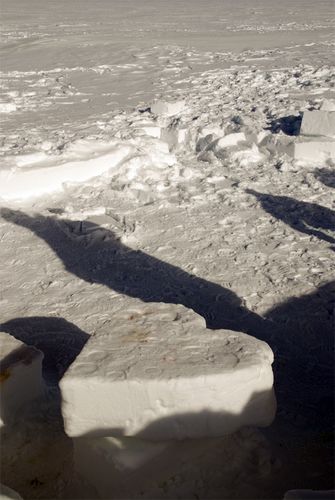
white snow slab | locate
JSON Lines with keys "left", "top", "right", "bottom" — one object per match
{"left": 60, "top": 302, "right": 275, "bottom": 440}
{"left": 0, "top": 144, "right": 132, "bottom": 201}
{"left": 300, "top": 110, "right": 335, "bottom": 138}
{"left": 294, "top": 139, "right": 335, "bottom": 162}
{"left": 0, "top": 332, "right": 45, "bottom": 427}
{"left": 151, "top": 100, "right": 186, "bottom": 117}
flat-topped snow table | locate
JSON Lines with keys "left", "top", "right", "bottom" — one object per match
{"left": 60, "top": 301, "right": 276, "bottom": 441}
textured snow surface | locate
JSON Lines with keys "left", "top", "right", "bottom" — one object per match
{"left": 0, "top": 332, "right": 45, "bottom": 427}
{"left": 60, "top": 302, "right": 275, "bottom": 439}
{"left": 0, "top": 0, "right": 334, "bottom": 497}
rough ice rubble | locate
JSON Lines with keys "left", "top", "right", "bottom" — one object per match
{"left": 60, "top": 302, "right": 276, "bottom": 440}
{"left": 0, "top": 332, "right": 45, "bottom": 427}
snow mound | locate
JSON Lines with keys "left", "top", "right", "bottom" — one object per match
{"left": 60, "top": 301, "right": 275, "bottom": 440}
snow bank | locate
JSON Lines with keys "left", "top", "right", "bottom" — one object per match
{"left": 60, "top": 302, "right": 275, "bottom": 440}
{"left": 0, "top": 143, "right": 133, "bottom": 201}
{"left": 0, "top": 332, "right": 45, "bottom": 427}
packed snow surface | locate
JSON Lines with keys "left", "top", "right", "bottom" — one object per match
{"left": 0, "top": 0, "right": 334, "bottom": 498}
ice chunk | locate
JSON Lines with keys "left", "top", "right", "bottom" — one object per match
{"left": 300, "top": 110, "right": 335, "bottom": 138}
{"left": 0, "top": 332, "right": 45, "bottom": 427}
{"left": 151, "top": 100, "right": 186, "bottom": 117}
{"left": 216, "top": 132, "right": 247, "bottom": 149}
{"left": 161, "top": 127, "right": 191, "bottom": 149}
{"left": 138, "top": 125, "right": 161, "bottom": 139}
{"left": 60, "top": 302, "right": 275, "bottom": 440}
{"left": 294, "top": 139, "right": 335, "bottom": 162}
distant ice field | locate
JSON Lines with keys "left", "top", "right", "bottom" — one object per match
{"left": 0, "top": 0, "right": 334, "bottom": 138}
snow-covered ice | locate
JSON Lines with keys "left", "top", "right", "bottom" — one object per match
{"left": 0, "top": 332, "right": 45, "bottom": 427}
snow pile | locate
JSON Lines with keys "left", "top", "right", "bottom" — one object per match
{"left": 60, "top": 301, "right": 275, "bottom": 440}
{"left": 0, "top": 332, "right": 45, "bottom": 427}
{"left": 0, "top": 137, "right": 176, "bottom": 202}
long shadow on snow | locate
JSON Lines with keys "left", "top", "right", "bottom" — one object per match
{"left": 0, "top": 208, "right": 269, "bottom": 339}
{"left": 314, "top": 167, "right": 335, "bottom": 189}
{"left": 1, "top": 210, "right": 334, "bottom": 432}
{"left": 246, "top": 189, "right": 335, "bottom": 245}
{"left": 0, "top": 316, "right": 89, "bottom": 384}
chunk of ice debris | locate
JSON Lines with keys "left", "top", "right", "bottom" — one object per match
{"left": 300, "top": 110, "right": 335, "bottom": 138}
{"left": 0, "top": 332, "right": 45, "bottom": 427}
{"left": 216, "top": 132, "right": 247, "bottom": 149}
{"left": 294, "top": 139, "right": 335, "bottom": 162}
{"left": 60, "top": 302, "right": 276, "bottom": 440}
{"left": 151, "top": 100, "right": 186, "bottom": 116}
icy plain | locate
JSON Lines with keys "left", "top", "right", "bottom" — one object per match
{"left": 0, "top": 0, "right": 334, "bottom": 498}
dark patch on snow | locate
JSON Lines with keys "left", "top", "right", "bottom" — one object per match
{"left": 266, "top": 114, "right": 302, "bottom": 136}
